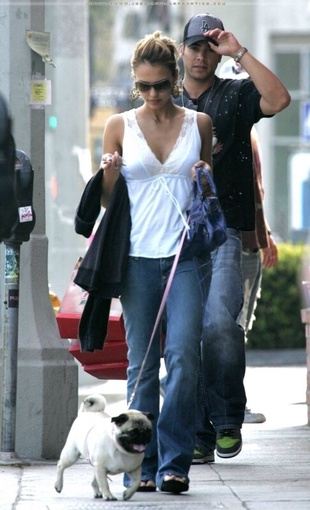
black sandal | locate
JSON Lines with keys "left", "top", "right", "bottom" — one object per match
{"left": 160, "top": 475, "right": 189, "bottom": 494}
{"left": 137, "top": 480, "right": 156, "bottom": 492}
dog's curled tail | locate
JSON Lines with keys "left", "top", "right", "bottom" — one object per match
{"left": 79, "top": 394, "right": 107, "bottom": 414}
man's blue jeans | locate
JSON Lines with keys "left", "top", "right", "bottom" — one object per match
{"left": 121, "top": 256, "right": 203, "bottom": 487}
{"left": 196, "top": 228, "right": 246, "bottom": 451}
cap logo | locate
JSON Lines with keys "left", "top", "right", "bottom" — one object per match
{"left": 200, "top": 20, "right": 209, "bottom": 32}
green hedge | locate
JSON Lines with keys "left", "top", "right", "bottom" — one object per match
{"left": 246, "top": 243, "right": 309, "bottom": 349}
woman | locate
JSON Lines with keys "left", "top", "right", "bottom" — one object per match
{"left": 100, "top": 31, "right": 213, "bottom": 494}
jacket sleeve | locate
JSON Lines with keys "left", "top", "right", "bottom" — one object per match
{"left": 75, "top": 168, "right": 103, "bottom": 238}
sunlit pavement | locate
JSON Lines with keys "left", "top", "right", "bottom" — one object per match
{"left": 1, "top": 350, "right": 310, "bottom": 509}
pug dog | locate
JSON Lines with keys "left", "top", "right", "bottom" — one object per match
{"left": 54, "top": 394, "right": 153, "bottom": 501}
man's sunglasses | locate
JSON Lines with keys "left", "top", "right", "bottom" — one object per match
{"left": 135, "top": 79, "right": 171, "bottom": 93}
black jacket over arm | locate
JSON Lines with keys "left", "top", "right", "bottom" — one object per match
{"left": 74, "top": 169, "right": 131, "bottom": 352}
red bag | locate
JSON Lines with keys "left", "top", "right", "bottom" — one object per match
{"left": 58, "top": 257, "right": 88, "bottom": 315}
{"left": 56, "top": 258, "right": 128, "bottom": 380}
{"left": 56, "top": 257, "right": 88, "bottom": 339}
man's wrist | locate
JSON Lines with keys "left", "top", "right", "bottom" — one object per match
{"left": 233, "top": 47, "right": 248, "bottom": 63}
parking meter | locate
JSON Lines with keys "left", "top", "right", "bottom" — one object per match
{"left": 6, "top": 150, "right": 36, "bottom": 244}
{"left": 0, "top": 149, "right": 35, "bottom": 464}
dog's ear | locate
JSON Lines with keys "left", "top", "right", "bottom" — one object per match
{"left": 142, "top": 412, "right": 155, "bottom": 421}
{"left": 84, "top": 397, "right": 95, "bottom": 407}
{"left": 111, "top": 413, "right": 129, "bottom": 426}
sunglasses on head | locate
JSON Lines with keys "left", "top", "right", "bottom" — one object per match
{"left": 135, "top": 79, "right": 171, "bottom": 93}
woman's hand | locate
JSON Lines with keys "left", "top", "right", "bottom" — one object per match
{"left": 100, "top": 151, "right": 123, "bottom": 173}
{"left": 191, "top": 161, "right": 213, "bottom": 196}
{"left": 100, "top": 151, "right": 123, "bottom": 207}
{"left": 191, "top": 160, "right": 212, "bottom": 179}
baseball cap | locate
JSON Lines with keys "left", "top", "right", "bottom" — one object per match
{"left": 183, "top": 13, "right": 224, "bottom": 47}
{"left": 219, "top": 58, "right": 249, "bottom": 80}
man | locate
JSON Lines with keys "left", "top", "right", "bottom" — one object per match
{"left": 219, "top": 58, "right": 279, "bottom": 424}
{"left": 177, "top": 13, "right": 290, "bottom": 461}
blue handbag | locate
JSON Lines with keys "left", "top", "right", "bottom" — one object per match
{"left": 181, "top": 167, "right": 227, "bottom": 259}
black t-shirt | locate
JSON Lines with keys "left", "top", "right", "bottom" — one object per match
{"left": 176, "top": 76, "right": 267, "bottom": 230}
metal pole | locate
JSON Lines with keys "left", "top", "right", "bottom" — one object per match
{"left": 0, "top": 243, "right": 28, "bottom": 465}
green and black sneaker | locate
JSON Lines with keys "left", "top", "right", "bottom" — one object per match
{"left": 192, "top": 446, "right": 215, "bottom": 464}
{"left": 216, "top": 428, "right": 242, "bottom": 458}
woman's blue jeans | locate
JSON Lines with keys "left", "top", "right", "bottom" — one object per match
{"left": 196, "top": 229, "right": 247, "bottom": 451}
{"left": 121, "top": 255, "right": 203, "bottom": 487}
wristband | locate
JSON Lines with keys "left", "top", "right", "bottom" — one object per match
{"left": 233, "top": 47, "right": 248, "bottom": 63}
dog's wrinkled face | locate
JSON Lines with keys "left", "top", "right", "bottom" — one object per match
{"left": 111, "top": 411, "right": 154, "bottom": 454}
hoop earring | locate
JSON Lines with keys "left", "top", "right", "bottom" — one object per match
{"left": 172, "top": 82, "right": 180, "bottom": 98}
{"left": 130, "top": 86, "right": 140, "bottom": 101}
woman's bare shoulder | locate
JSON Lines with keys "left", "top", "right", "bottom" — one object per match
{"left": 196, "top": 111, "right": 212, "bottom": 127}
{"left": 105, "top": 112, "right": 125, "bottom": 129}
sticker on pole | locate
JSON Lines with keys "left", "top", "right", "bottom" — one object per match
{"left": 8, "top": 289, "right": 19, "bottom": 308}
{"left": 18, "top": 206, "right": 33, "bottom": 223}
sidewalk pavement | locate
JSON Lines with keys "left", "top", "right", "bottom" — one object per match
{"left": 1, "top": 350, "right": 310, "bottom": 509}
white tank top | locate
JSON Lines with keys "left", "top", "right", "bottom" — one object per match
{"left": 121, "top": 108, "right": 201, "bottom": 257}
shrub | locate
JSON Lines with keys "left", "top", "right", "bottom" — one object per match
{"left": 246, "top": 242, "right": 309, "bottom": 349}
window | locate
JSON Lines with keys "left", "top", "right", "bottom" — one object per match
{"left": 272, "top": 35, "right": 310, "bottom": 241}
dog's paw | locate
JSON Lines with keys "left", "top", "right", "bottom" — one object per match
{"left": 94, "top": 493, "right": 103, "bottom": 499}
{"left": 104, "top": 495, "right": 117, "bottom": 501}
{"left": 123, "top": 488, "right": 135, "bottom": 501}
{"left": 54, "top": 483, "right": 62, "bottom": 493}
